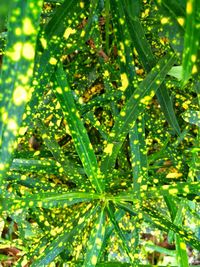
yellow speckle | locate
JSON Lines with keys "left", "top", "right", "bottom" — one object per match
{"left": 49, "top": 57, "right": 57, "bottom": 65}
{"left": 134, "top": 94, "right": 140, "bottom": 99}
{"left": 91, "top": 255, "right": 97, "bottom": 265}
{"left": 104, "top": 70, "right": 109, "bottom": 77}
{"left": 40, "top": 37, "right": 47, "bottom": 49}
{"left": 80, "top": 30, "right": 85, "bottom": 37}
{"left": 161, "top": 17, "right": 169, "bottom": 24}
{"left": 169, "top": 188, "right": 178, "bottom": 194}
{"left": 166, "top": 172, "right": 183, "bottom": 178}
{"left": 22, "top": 42, "right": 35, "bottom": 60}
{"left": 0, "top": 163, "right": 5, "bottom": 170}
{"left": 6, "top": 42, "right": 22, "bottom": 61}
{"left": 78, "top": 217, "right": 84, "bottom": 224}
{"left": 186, "top": 1, "right": 192, "bottom": 14}
{"left": 191, "top": 55, "right": 196, "bottom": 62}
{"left": 180, "top": 242, "right": 186, "bottom": 250}
{"left": 23, "top": 17, "right": 36, "bottom": 35}
{"left": 120, "top": 111, "right": 126, "bottom": 117}
{"left": 64, "top": 27, "right": 76, "bottom": 39}
{"left": 15, "top": 27, "right": 21, "bottom": 35}
{"left": 80, "top": 2, "right": 84, "bottom": 8}
{"left": 120, "top": 73, "right": 129, "bottom": 91}
{"left": 7, "top": 119, "right": 18, "bottom": 131}
{"left": 39, "top": 215, "right": 45, "bottom": 221}
{"left": 95, "top": 237, "right": 102, "bottom": 246}
{"left": 119, "top": 18, "right": 124, "bottom": 25}
{"left": 104, "top": 143, "right": 114, "bottom": 156}
{"left": 192, "top": 64, "right": 198, "bottom": 74}
{"left": 177, "top": 17, "right": 185, "bottom": 26}
{"left": 50, "top": 229, "right": 57, "bottom": 236}
{"left": 183, "top": 186, "right": 190, "bottom": 193}
{"left": 21, "top": 175, "right": 26, "bottom": 180}
{"left": 29, "top": 201, "right": 34, "bottom": 206}
{"left": 13, "top": 86, "right": 27, "bottom": 106}
{"left": 140, "top": 95, "right": 152, "bottom": 105}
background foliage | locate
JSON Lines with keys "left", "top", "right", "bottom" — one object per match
{"left": 0, "top": 0, "right": 199, "bottom": 266}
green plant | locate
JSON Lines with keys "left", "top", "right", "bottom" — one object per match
{"left": 0, "top": 0, "right": 199, "bottom": 266}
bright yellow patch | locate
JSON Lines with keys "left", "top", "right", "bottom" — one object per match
{"left": 91, "top": 255, "right": 97, "bottom": 265}
{"left": 49, "top": 57, "right": 57, "bottom": 65}
{"left": 22, "top": 43, "right": 35, "bottom": 60}
{"left": 23, "top": 17, "right": 36, "bottom": 35}
{"left": 186, "top": 1, "right": 192, "bottom": 14}
{"left": 191, "top": 55, "right": 196, "bottom": 62}
{"left": 80, "top": 2, "right": 84, "bottom": 8}
{"left": 7, "top": 42, "right": 22, "bottom": 61}
{"left": 177, "top": 17, "right": 185, "bottom": 26}
{"left": 120, "top": 73, "right": 129, "bottom": 91}
{"left": 13, "top": 86, "right": 27, "bottom": 106}
{"left": 120, "top": 111, "right": 126, "bottom": 117}
{"left": 161, "top": 17, "right": 169, "bottom": 24}
{"left": 169, "top": 188, "right": 178, "bottom": 194}
{"left": 104, "top": 143, "right": 114, "bottom": 156}
{"left": 40, "top": 37, "right": 47, "bottom": 49}
{"left": 192, "top": 64, "right": 198, "bottom": 74}
{"left": 7, "top": 119, "right": 18, "bottom": 131}
{"left": 166, "top": 172, "right": 183, "bottom": 178}
{"left": 180, "top": 242, "right": 186, "bottom": 250}
{"left": 64, "top": 27, "right": 76, "bottom": 39}
{"left": 15, "top": 27, "right": 22, "bottom": 35}
{"left": 104, "top": 70, "right": 109, "bottom": 77}
{"left": 140, "top": 95, "right": 152, "bottom": 105}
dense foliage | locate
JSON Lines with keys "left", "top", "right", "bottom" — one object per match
{"left": 0, "top": 0, "right": 199, "bottom": 266}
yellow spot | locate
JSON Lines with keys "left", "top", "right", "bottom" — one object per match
{"left": 191, "top": 55, "right": 196, "bottom": 62}
{"left": 180, "top": 242, "right": 186, "bottom": 250}
{"left": 177, "top": 17, "right": 185, "bottom": 26}
{"left": 104, "top": 70, "right": 109, "bottom": 77}
{"left": 120, "top": 111, "right": 126, "bottom": 117}
{"left": 7, "top": 119, "right": 18, "bottom": 131}
{"left": 95, "top": 237, "right": 102, "bottom": 246}
{"left": 169, "top": 188, "right": 178, "bottom": 194}
{"left": 192, "top": 64, "right": 198, "bottom": 74}
{"left": 166, "top": 172, "right": 183, "bottom": 178}
{"left": 140, "top": 95, "right": 152, "bottom": 105}
{"left": 64, "top": 27, "right": 76, "bottom": 39}
{"left": 15, "top": 27, "right": 21, "bottom": 35}
{"left": 119, "top": 18, "right": 124, "bottom": 25}
{"left": 22, "top": 43, "right": 35, "bottom": 60}
{"left": 21, "top": 175, "right": 26, "bottom": 180}
{"left": 0, "top": 163, "right": 5, "bottom": 170}
{"left": 49, "top": 57, "right": 57, "bottom": 65}
{"left": 91, "top": 256, "right": 97, "bottom": 265}
{"left": 186, "top": 1, "right": 192, "bottom": 14}
{"left": 13, "top": 86, "right": 27, "bottom": 106}
{"left": 78, "top": 217, "right": 84, "bottom": 224}
{"left": 161, "top": 17, "right": 169, "bottom": 24}
{"left": 44, "top": 221, "right": 50, "bottom": 227}
{"left": 120, "top": 73, "right": 129, "bottom": 91}
{"left": 29, "top": 201, "right": 34, "bottom": 207}
{"left": 21, "top": 258, "right": 28, "bottom": 266}
{"left": 80, "top": 2, "right": 84, "bottom": 8}
{"left": 104, "top": 143, "right": 114, "bottom": 156}
{"left": 50, "top": 229, "right": 57, "bottom": 236}
{"left": 39, "top": 215, "right": 45, "bottom": 221}
{"left": 80, "top": 30, "right": 85, "bottom": 37}
{"left": 40, "top": 37, "right": 47, "bottom": 49}
{"left": 23, "top": 17, "right": 36, "bottom": 35}
{"left": 134, "top": 94, "right": 140, "bottom": 99}
{"left": 6, "top": 42, "right": 22, "bottom": 61}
